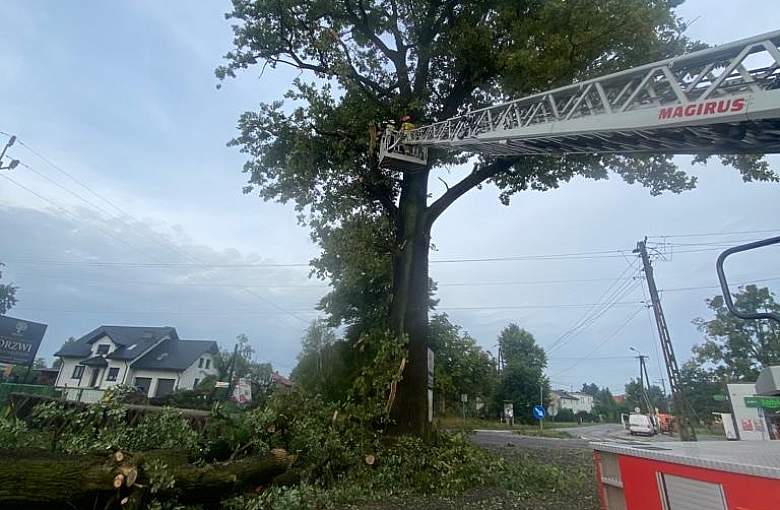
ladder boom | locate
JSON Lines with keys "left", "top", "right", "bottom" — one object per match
{"left": 379, "top": 29, "right": 780, "bottom": 168}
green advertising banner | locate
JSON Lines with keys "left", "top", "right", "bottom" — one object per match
{"left": 744, "top": 396, "right": 780, "bottom": 410}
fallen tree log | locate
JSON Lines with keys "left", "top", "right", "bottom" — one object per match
{"left": 0, "top": 448, "right": 293, "bottom": 509}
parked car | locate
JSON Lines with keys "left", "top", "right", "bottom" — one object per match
{"left": 628, "top": 413, "right": 656, "bottom": 436}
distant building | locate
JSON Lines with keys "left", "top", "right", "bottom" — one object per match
{"left": 613, "top": 394, "right": 626, "bottom": 405}
{"left": 271, "top": 371, "right": 293, "bottom": 389}
{"left": 54, "top": 325, "right": 218, "bottom": 399}
{"left": 548, "top": 389, "right": 594, "bottom": 415}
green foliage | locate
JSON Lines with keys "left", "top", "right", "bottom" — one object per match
{"left": 593, "top": 387, "right": 621, "bottom": 422}
{"left": 623, "top": 379, "right": 668, "bottom": 413}
{"left": 493, "top": 324, "right": 548, "bottom": 422}
{"left": 554, "top": 408, "right": 575, "bottom": 423}
{"left": 580, "top": 383, "right": 600, "bottom": 397}
{"left": 679, "top": 361, "right": 730, "bottom": 421}
{"left": 693, "top": 285, "right": 780, "bottom": 381}
{"left": 499, "top": 324, "right": 547, "bottom": 368}
{"left": 28, "top": 400, "right": 200, "bottom": 455}
{"left": 215, "top": 334, "right": 274, "bottom": 385}
{"left": 222, "top": 432, "right": 572, "bottom": 510}
{"left": 430, "top": 314, "right": 497, "bottom": 414}
{"left": 0, "top": 416, "right": 47, "bottom": 448}
{"left": 290, "top": 319, "right": 349, "bottom": 401}
{"left": 0, "top": 262, "right": 18, "bottom": 315}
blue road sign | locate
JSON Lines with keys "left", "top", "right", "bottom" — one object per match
{"left": 533, "top": 404, "right": 546, "bottom": 420}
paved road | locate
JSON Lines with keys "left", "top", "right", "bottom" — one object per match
{"left": 472, "top": 423, "right": 716, "bottom": 451}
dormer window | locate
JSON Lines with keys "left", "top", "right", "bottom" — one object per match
{"left": 96, "top": 345, "right": 110, "bottom": 355}
{"left": 205, "top": 359, "right": 211, "bottom": 369}
{"left": 198, "top": 358, "right": 204, "bottom": 368}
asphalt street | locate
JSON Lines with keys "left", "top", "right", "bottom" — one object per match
{"left": 471, "top": 423, "right": 713, "bottom": 451}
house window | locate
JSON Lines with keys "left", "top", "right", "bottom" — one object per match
{"left": 106, "top": 367, "right": 120, "bottom": 381}
{"left": 96, "top": 344, "right": 110, "bottom": 355}
{"left": 134, "top": 377, "right": 152, "bottom": 396}
{"left": 72, "top": 365, "right": 84, "bottom": 379}
{"left": 155, "top": 378, "right": 176, "bottom": 398}
{"left": 198, "top": 358, "right": 204, "bottom": 368}
{"left": 194, "top": 378, "right": 200, "bottom": 388}
{"left": 205, "top": 359, "right": 211, "bottom": 369}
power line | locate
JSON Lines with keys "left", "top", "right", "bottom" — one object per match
{"left": 648, "top": 228, "right": 780, "bottom": 239}
{"left": 550, "top": 306, "right": 645, "bottom": 377}
{"left": 546, "top": 261, "right": 641, "bottom": 354}
{"left": 6, "top": 133, "right": 312, "bottom": 326}
{"left": 12, "top": 300, "right": 645, "bottom": 316}
{"left": 13, "top": 136, "right": 128, "bottom": 217}
{"left": 4, "top": 243, "right": 763, "bottom": 271}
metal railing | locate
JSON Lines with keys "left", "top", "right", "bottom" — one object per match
{"left": 402, "top": 30, "right": 780, "bottom": 156}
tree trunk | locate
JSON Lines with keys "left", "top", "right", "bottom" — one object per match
{"left": 389, "top": 168, "right": 432, "bottom": 435}
{"left": 0, "top": 448, "right": 292, "bottom": 509}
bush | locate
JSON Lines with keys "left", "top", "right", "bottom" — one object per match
{"left": 554, "top": 408, "right": 575, "bottom": 422}
{"left": 0, "top": 416, "right": 47, "bottom": 448}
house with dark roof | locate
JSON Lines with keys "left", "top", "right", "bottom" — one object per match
{"left": 54, "top": 325, "right": 219, "bottom": 398}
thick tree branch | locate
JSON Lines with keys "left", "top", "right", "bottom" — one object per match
{"left": 343, "top": 0, "right": 412, "bottom": 100}
{"left": 425, "top": 158, "right": 516, "bottom": 227}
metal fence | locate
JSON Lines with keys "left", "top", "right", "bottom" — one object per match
{"left": 0, "top": 383, "right": 60, "bottom": 406}
{"left": 60, "top": 387, "right": 106, "bottom": 404}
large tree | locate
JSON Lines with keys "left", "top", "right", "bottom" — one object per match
{"left": 219, "top": 0, "right": 775, "bottom": 433}
{"left": 429, "top": 313, "right": 497, "bottom": 414}
{"left": 693, "top": 285, "right": 780, "bottom": 381}
{"left": 679, "top": 361, "right": 729, "bottom": 421}
{"left": 493, "top": 324, "right": 548, "bottom": 421}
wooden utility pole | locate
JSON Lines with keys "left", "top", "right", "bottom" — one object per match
{"left": 635, "top": 239, "right": 697, "bottom": 441}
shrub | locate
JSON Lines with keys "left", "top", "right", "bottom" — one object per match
{"left": 555, "top": 408, "right": 575, "bottom": 422}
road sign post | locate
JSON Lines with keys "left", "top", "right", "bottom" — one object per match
{"left": 533, "top": 404, "right": 546, "bottom": 431}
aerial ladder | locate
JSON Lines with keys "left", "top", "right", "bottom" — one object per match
{"left": 379, "top": 29, "right": 780, "bottom": 441}
{"left": 380, "top": 29, "right": 780, "bottom": 169}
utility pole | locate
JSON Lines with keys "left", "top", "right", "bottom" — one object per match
{"left": 655, "top": 378, "right": 667, "bottom": 397}
{"left": 635, "top": 239, "right": 697, "bottom": 441}
{"left": 630, "top": 347, "right": 654, "bottom": 414}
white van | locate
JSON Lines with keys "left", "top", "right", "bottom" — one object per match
{"left": 629, "top": 414, "right": 656, "bottom": 436}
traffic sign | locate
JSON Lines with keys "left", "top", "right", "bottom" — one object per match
{"left": 533, "top": 405, "right": 546, "bottom": 420}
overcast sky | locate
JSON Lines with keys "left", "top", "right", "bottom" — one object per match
{"left": 1, "top": 0, "right": 778, "bottom": 392}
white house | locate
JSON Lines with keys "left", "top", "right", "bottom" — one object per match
{"left": 54, "top": 325, "right": 219, "bottom": 398}
{"left": 548, "top": 390, "right": 594, "bottom": 415}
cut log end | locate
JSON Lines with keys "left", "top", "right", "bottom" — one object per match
{"left": 114, "top": 451, "right": 125, "bottom": 463}
{"left": 113, "top": 473, "right": 125, "bottom": 489}
{"left": 364, "top": 454, "right": 376, "bottom": 466}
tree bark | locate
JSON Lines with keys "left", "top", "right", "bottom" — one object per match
{"left": 389, "top": 168, "right": 432, "bottom": 435}
{"left": 0, "top": 448, "right": 292, "bottom": 509}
